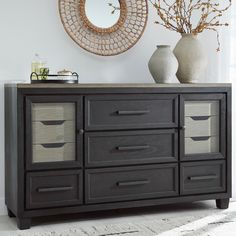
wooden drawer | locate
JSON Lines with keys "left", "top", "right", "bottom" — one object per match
{"left": 26, "top": 170, "right": 82, "bottom": 209}
{"left": 32, "top": 103, "right": 75, "bottom": 121}
{"left": 180, "top": 161, "right": 225, "bottom": 195}
{"left": 32, "top": 143, "right": 75, "bottom": 163}
{"left": 32, "top": 121, "right": 75, "bottom": 144}
{"left": 185, "top": 116, "right": 219, "bottom": 138}
{"left": 85, "top": 164, "right": 178, "bottom": 204}
{"left": 185, "top": 101, "right": 219, "bottom": 117}
{"left": 85, "top": 129, "right": 178, "bottom": 167}
{"left": 85, "top": 95, "right": 178, "bottom": 130}
{"left": 185, "top": 136, "right": 219, "bottom": 154}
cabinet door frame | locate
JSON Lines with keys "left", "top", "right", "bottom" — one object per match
{"left": 180, "top": 93, "right": 226, "bottom": 161}
{"left": 25, "top": 95, "right": 83, "bottom": 170}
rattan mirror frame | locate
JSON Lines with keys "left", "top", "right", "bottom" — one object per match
{"left": 59, "top": 0, "right": 148, "bottom": 56}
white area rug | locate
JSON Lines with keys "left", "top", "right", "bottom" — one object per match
{"left": 1, "top": 201, "right": 236, "bottom": 236}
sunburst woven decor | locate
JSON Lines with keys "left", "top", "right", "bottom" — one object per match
{"left": 58, "top": 0, "right": 148, "bottom": 56}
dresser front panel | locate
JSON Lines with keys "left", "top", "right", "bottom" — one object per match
{"left": 85, "top": 94, "right": 178, "bottom": 131}
{"left": 180, "top": 161, "right": 226, "bottom": 195}
{"left": 26, "top": 170, "right": 83, "bottom": 209}
{"left": 85, "top": 129, "right": 178, "bottom": 167}
{"left": 85, "top": 164, "right": 178, "bottom": 204}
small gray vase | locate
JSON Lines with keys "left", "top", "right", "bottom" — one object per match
{"left": 148, "top": 45, "right": 179, "bottom": 83}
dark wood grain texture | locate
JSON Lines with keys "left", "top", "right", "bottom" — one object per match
{"left": 85, "top": 94, "right": 179, "bottom": 130}
{"left": 4, "top": 83, "right": 231, "bottom": 230}
{"left": 26, "top": 170, "right": 83, "bottom": 209}
{"left": 180, "top": 160, "right": 226, "bottom": 195}
{"left": 85, "top": 164, "right": 178, "bottom": 204}
{"left": 85, "top": 129, "right": 178, "bottom": 167}
{"left": 5, "top": 86, "right": 18, "bottom": 217}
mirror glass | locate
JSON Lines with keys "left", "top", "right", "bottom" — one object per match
{"left": 85, "top": 0, "right": 121, "bottom": 29}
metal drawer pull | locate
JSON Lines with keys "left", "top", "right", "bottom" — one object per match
{"left": 41, "top": 120, "right": 65, "bottom": 125}
{"left": 191, "top": 136, "right": 210, "bottom": 141}
{"left": 190, "top": 116, "right": 210, "bottom": 121}
{"left": 188, "top": 175, "right": 218, "bottom": 181}
{"left": 116, "top": 110, "right": 150, "bottom": 115}
{"left": 117, "top": 180, "right": 150, "bottom": 187}
{"left": 41, "top": 143, "right": 66, "bottom": 148}
{"left": 117, "top": 145, "right": 150, "bottom": 151}
{"left": 38, "top": 186, "right": 73, "bottom": 193}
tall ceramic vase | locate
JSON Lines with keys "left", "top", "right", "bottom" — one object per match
{"left": 148, "top": 45, "right": 179, "bottom": 83}
{"left": 173, "top": 33, "right": 208, "bottom": 83}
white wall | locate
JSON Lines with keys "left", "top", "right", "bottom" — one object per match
{"left": 0, "top": 0, "right": 234, "bottom": 215}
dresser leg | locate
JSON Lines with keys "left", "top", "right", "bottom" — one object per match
{"left": 216, "top": 198, "right": 230, "bottom": 209}
{"left": 7, "top": 208, "right": 15, "bottom": 218}
{"left": 17, "top": 218, "right": 31, "bottom": 230}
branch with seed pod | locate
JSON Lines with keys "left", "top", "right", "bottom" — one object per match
{"left": 150, "top": 0, "right": 232, "bottom": 51}
{"left": 108, "top": 3, "right": 120, "bottom": 14}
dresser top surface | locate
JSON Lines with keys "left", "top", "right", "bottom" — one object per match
{"left": 6, "top": 83, "right": 232, "bottom": 89}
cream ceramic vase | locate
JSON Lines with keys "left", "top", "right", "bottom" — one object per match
{"left": 148, "top": 45, "right": 179, "bottom": 83}
{"left": 173, "top": 33, "right": 208, "bottom": 83}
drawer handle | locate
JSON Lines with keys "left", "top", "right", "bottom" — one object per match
{"left": 41, "top": 120, "right": 65, "bottom": 125}
{"left": 116, "top": 110, "right": 150, "bottom": 115}
{"left": 190, "top": 116, "right": 210, "bottom": 121}
{"left": 117, "top": 180, "right": 150, "bottom": 187}
{"left": 117, "top": 145, "right": 150, "bottom": 151}
{"left": 41, "top": 143, "right": 65, "bottom": 148}
{"left": 38, "top": 186, "right": 73, "bottom": 193}
{"left": 188, "top": 175, "right": 218, "bottom": 181}
{"left": 191, "top": 136, "right": 210, "bottom": 141}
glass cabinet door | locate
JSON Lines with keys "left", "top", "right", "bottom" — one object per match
{"left": 32, "top": 103, "right": 76, "bottom": 163}
{"left": 181, "top": 94, "right": 226, "bottom": 161}
{"left": 26, "top": 96, "right": 83, "bottom": 170}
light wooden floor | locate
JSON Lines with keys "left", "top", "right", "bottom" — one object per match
{"left": 0, "top": 200, "right": 236, "bottom": 236}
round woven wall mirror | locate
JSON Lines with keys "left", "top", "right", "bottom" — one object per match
{"left": 59, "top": 0, "right": 148, "bottom": 56}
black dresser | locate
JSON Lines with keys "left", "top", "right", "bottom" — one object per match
{"left": 5, "top": 83, "right": 232, "bottom": 229}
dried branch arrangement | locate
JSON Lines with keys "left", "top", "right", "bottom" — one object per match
{"left": 150, "top": 0, "right": 232, "bottom": 51}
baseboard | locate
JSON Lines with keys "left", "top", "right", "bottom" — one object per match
{"left": 0, "top": 198, "right": 7, "bottom": 216}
